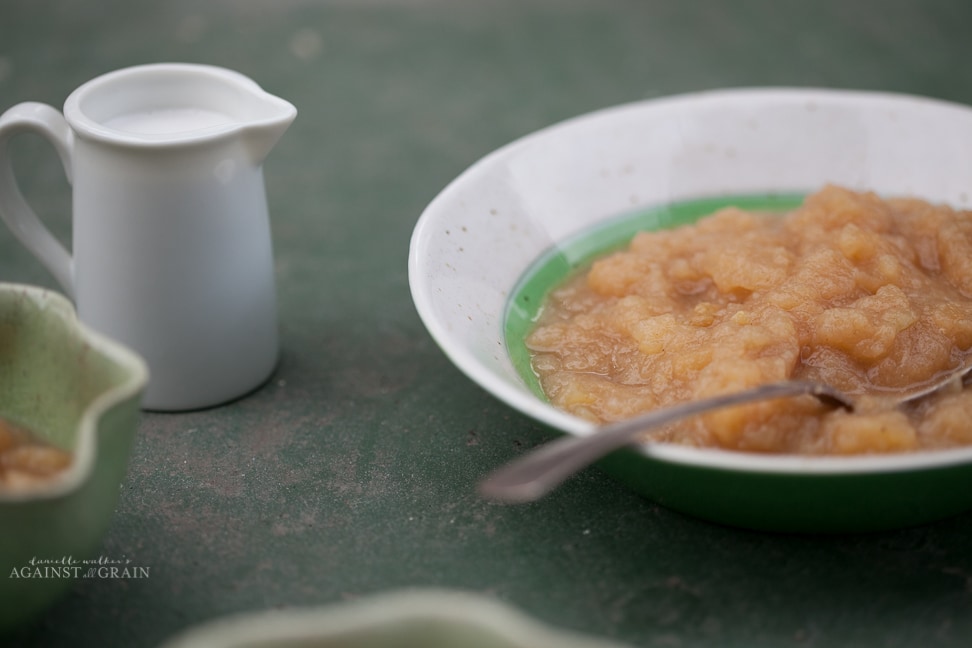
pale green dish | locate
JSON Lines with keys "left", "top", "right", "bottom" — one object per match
{"left": 159, "top": 589, "right": 632, "bottom": 648}
{"left": 0, "top": 283, "right": 148, "bottom": 632}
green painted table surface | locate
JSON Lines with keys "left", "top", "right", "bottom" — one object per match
{"left": 3, "top": 1, "right": 972, "bottom": 646}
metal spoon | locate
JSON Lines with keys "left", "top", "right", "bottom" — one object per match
{"left": 479, "top": 366, "right": 972, "bottom": 504}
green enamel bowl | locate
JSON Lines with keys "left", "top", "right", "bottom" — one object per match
{"left": 409, "top": 88, "right": 972, "bottom": 532}
{"left": 0, "top": 283, "right": 148, "bottom": 632}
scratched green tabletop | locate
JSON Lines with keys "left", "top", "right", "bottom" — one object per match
{"left": 3, "top": 1, "right": 972, "bottom": 646}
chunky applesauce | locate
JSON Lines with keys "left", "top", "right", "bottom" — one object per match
{"left": 0, "top": 417, "right": 72, "bottom": 490}
{"left": 526, "top": 186, "right": 972, "bottom": 454}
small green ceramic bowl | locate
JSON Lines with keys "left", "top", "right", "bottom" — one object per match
{"left": 159, "top": 589, "right": 632, "bottom": 648}
{"left": 0, "top": 283, "right": 148, "bottom": 632}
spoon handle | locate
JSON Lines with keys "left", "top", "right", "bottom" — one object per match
{"left": 478, "top": 380, "right": 846, "bottom": 503}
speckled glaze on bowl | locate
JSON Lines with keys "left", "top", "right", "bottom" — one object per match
{"left": 0, "top": 284, "right": 148, "bottom": 632}
{"left": 409, "top": 88, "right": 972, "bottom": 532}
{"left": 159, "top": 589, "right": 632, "bottom": 648}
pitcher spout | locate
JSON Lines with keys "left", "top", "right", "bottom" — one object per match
{"left": 241, "top": 94, "right": 297, "bottom": 165}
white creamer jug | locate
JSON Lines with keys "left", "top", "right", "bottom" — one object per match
{"left": 0, "top": 63, "right": 297, "bottom": 411}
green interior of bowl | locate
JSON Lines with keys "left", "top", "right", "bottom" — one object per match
{"left": 0, "top": 290, "right": 135, "bottom": 452}
{"left": 504, "top": 193, "right": 806, "bottom": 397}
{"left": 499, "top": 193, "right": 972, "bottom": 532}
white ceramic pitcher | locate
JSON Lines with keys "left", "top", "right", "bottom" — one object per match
{"left": 0, "top": 63, "right": 297, "bottom": 411}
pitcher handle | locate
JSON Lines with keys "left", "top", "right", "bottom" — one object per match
{"left": 0, "top": 102, "right": 75, "bottom": 298}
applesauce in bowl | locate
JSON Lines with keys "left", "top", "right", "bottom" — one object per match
{"left": 522, "top": 185, "right": 972, "bottom": 456}
{"left": 0, "top": 417, "right": 72, "bottom": 490}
